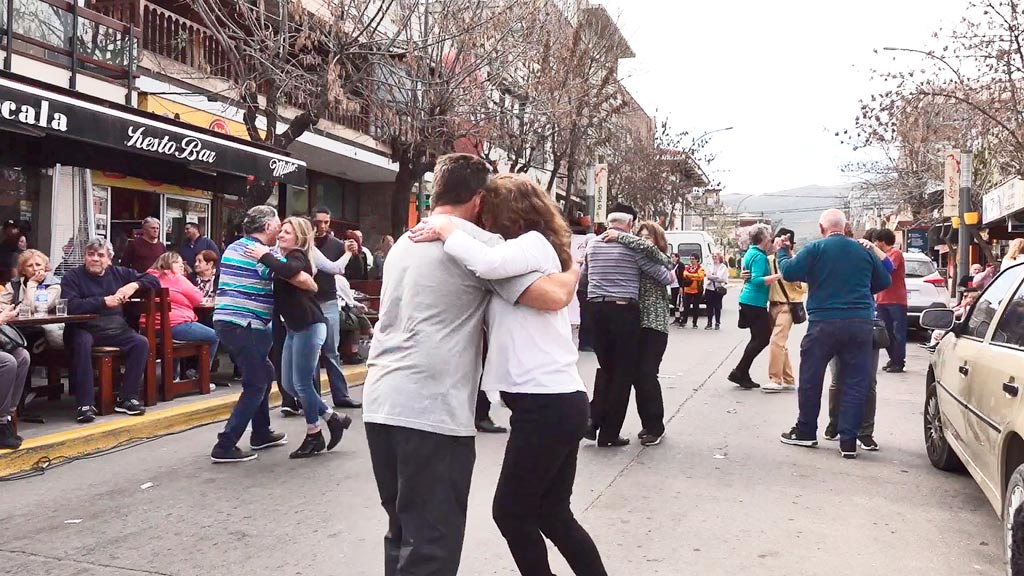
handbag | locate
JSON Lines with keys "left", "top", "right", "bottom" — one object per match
{"left": 773, "top": 259, "right": 807, "bottom": 325}
{"left": 0, "top": 323, "right": 27, "bottom": 352}
{"left": 872, "top": 318, "right": 890, "bottom": 350}
{"left": 716, "top": 286, "right": 728, "bottom": 295}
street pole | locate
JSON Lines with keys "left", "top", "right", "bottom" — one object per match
{"left": 415, "top": 0, "right": 429, "bottom": 222}
{"left": 958, "top": 152, "right": 973, "bottom": 299}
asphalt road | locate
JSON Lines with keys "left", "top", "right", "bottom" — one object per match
{"left": 1, "top": 310, "right": 1004, "bottom": 575}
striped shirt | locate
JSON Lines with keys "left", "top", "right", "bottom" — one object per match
{"left": 213, "top": 236, "right": 274, "bottom": 329}
{"left": 583, "top": 233, "right": 675, "bottom": 301}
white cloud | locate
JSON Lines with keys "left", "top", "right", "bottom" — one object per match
{"left": 597, "top": 0, "right": 967, "bottom": 194}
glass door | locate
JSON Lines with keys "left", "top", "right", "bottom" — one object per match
{"left": 162, "top": 195, "right": 211, "bottom": 249}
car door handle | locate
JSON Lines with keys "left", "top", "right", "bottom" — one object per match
{"left": 1005, "top": 382, "right": 1020, "bottom": 397}
{"left": 959, "top": 364, "right": 970, "bottom": 377}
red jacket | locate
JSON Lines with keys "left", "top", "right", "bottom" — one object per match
{"left": 140, "top": 270, "right": 203, "bottom": 329}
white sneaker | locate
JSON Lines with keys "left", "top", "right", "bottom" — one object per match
{"left": 762, "top": 382, "right": 784, "bottom": 393}
{"left": 781, "top": 383, "right": 796, "bottom": 392}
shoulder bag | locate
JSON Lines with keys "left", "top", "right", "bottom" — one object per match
{"left": 714, "top": 266, "right": 728, "bottom": 295}
{"left": 0, "top": 323, "right": 26, "bottom": 352}
{"left": 773, "top": 259, "right": 807, "bottom": 325}
{"left": 872, "top": 317, "right": 890, "bottom": 349}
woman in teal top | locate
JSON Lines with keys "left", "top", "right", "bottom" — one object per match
{"left": 729, "top": 225, "right": 781, "bottom": 389}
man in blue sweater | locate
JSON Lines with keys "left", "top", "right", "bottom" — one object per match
{"left": 774, "top": 210, "right": 891, "bottom": 459}
{"left": 61, "top": 237, "right": 161, "bottom": 423}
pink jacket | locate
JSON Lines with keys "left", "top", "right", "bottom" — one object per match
{"left": 141, "top": 270, "right": 203, "bottom": 329}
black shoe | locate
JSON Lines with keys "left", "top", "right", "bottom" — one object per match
{"left": 823, "top": 423, "right": 838, "bottom": 441}
{"left": 333, "top": 397, "right": 362, "bottom": 409}
{"left": 114, "top": 398, "right": 146, "bottom": 416}
{"left": 858, "top": 436, "right": 880, "bottom": 451}
{"left": 231, "top": 368, "right": 243, "bottom": 381}
{"left": 76, "top": 406, "right": 97, "bottom": 424}
{"left": 640, "top": 432, "right": 664, "bottom": 446}
{"left": 691, "top": 324, "right": 699, "bottom": 329}
{"left": 325, "top": 412, "right": 353, "bottom": 451}
{"left": 280, "top": 406, "right": 302, "bottom": 417}
{"left": 714, "top": 324, "right": 721, "bottom": 330}
{"left": 578, "top": 345, "right": 595, "bottom": 353}
{"left": 343, "top": 354, "right": 367, "bottom": 365}
{"left": 289, "top": 431, "right": 327, "bottom": 459}
{"left": 728, "top": 370, "right": 759, "bottom": 389}
{"left": 884, "top": 366, "right": 905, "bottom": 374}
{"left": 0, "top": 422, "right": 21, "bottom": 450}
{"left": 637, "top": 429, "right": 650, "bottom": 440}
{"left": 584, "top": 421, "right": 598, "bottom": 441}
{"left": 780, "top": 427, "right": 818, "bottom": 447}
{"left": 7, "top": 421, "right": 22, "bottom": 442}
{"left": 705, "top": 324, "right": 713, "bottom": 330}
{"left": 476, "top": 419, "right": 508, "bottom": 434}
{"left": 840, "top": 438, "right": 858, "bottom": 459}
{"left": 250, "top": 431, "right": 288, "bottom": 450}
{"left": 210, "top": 445, "right": 257, "bottom": 463}
{"left": 597, "top": 437, "right": 630, "bottom": 447}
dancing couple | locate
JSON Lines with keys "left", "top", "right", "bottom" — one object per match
{"left": 362, "top": 153, "right": 607, "bottom": 576}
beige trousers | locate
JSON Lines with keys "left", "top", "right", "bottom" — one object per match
{"left": 768, "top": 302, "right": 794, "bottom": 385}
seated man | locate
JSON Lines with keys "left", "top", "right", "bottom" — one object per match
{"left": 61, "top": 237, "right": 160, "bottom": 423}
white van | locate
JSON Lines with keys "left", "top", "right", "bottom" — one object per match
{"left": 664, "top": 230, "right": 720, "bottom": 269}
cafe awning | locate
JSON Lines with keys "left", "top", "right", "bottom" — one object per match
{"left": 0, "top": 72, "right": 306, "bottom": 187}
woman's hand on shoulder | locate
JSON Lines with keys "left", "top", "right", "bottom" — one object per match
{"left": 409, "top": 215, "right": 457, "bottom": 243}
{"left": 598, "top": 230, "right": 620, "bottom": 243}
{"left": 245, "top": 242, "right": 271, "bottom": 260}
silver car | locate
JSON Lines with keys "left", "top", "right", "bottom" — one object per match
{"left": 905, "top": 252, "right": 950, "bottom": 328}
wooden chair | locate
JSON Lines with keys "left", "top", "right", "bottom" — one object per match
{"left": 348, "top": 280, "right": 382, "bottom": 313}
{"left": 152, "top": 287, "right": 211, "bottom": 402}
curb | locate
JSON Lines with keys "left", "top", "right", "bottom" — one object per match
{"left": 0, "top": 366, "right": 368, "bottom": 478}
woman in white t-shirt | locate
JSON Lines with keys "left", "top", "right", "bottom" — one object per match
{"left": 410, "top": 174, "right": 606, "bottom": 576}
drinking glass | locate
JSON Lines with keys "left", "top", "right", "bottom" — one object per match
{"left": 18, "top": 304, "right": 30, "bottom": 318}
{"left": 56, "top": 299, "right": 68, "bottom": 317}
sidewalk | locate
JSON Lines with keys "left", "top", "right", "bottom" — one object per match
{"left": 0, "top": 365, "right": 368, "bottom": 478}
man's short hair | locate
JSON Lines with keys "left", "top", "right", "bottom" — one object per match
{"left": 85, "top": 237, "right": 114, "bottom": 257}
{"left": 876, "top": 229, "right": 897, "bottom": 246}
{"left": 863, "top": 228, "right": 877, "bottom": 242}
{"left": 242, "top": 205, "right": 279, "bottom": 236}
{"left": 431, "top": 154, "right": 490, "bottom": 208}
{"left": 313, "top": 206, "right": 331, "bottom": 217}
{"left": 184, "top": 222, "right": 200, "bottom": 231}
{"left": 142, "top": 217, "right": 160, "bottom": 227}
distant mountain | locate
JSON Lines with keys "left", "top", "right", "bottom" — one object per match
{"left": 721, "top": 185, "right": 853, "bottom": 243}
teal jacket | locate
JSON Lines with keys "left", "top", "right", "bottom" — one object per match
{"left": 739, "top": 247, "right": 771, "bottom": 308}
{"left": 777, "top": 235, "right": 892, "bottom": 321}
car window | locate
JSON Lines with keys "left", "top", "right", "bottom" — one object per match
{"left": 992, "top": 283, "right": 1024, "bottom": 348}
{"left": 905, "top": 259, "right": 936, "bottom": 278}
{"left": 677, "top": 243, "right": 702, "bottom": 260}
{"left": 967, "top": 265, "right": 1024, "bottom": 339}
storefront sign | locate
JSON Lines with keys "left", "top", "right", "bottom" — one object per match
{"left": 139, "top": 95, "right": 262, "bottom": 141}
{"left": 983, "top": 177, "right": 1024, "bottom": 224}
{"left": 593, "top": 164, "right": 608, "bottom": 223}
{"left": 906, "top": 229, "right": 928, "bottom": 253}
{"left": 0, "top": 76, "right": 305, "bottom": 186}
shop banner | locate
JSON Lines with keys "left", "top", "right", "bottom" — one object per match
{"left": 0, "top": 76, "right": 305, "bottom": 186}
{"left": 944, "top": 150, "right": 960, "bottom": 218}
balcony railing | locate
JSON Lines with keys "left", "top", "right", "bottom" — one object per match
{"left": 1, "top": 0, "right": 139, "bottom": 101}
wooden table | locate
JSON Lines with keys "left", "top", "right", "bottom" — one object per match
{"left": 9, "top": 313, "right": 97, "bottom": 327}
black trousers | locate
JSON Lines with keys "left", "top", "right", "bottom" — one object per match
{"left": 476, "top": 389, "right": 491, "bottom": 422}
{"left": 589, "top": 301, "right": 641, "bottom": 442}
{"left": 704, "top": 290, "right": 724, "bottom": 326}
{"left": 366, "top": 423, "right": 476, "bottom": 576}
{"left": 576, "top": 290, "right": 594, "bottom": 350}
{"left": 493, "top": 392, "right": 607, "bottom": 576}
{"left": 636, "top": 328, "right": 668, "bottom": 436}
{"left": 735, "top": 304, "right": 772, "bottom": 378}
{"left": 681, "top": 292, "right": 702, "bottom": 326}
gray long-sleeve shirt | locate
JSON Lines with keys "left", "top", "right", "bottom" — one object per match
{"left": 582, "top": 233, "right": 674, "bottom": 300}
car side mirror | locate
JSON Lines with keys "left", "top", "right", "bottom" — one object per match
{"left": 920, "top": 308, "right": 956, "bottom": 331}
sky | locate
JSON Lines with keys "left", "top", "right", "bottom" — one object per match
{"left": 597, "top": 0, "right": 969, "bottom": 195}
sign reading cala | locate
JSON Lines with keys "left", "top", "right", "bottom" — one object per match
{"left": 125, "top": 126, "right": 217, "bottom": 164}
{"left": 0, "top": 98, "right": 68, "bottom": 131}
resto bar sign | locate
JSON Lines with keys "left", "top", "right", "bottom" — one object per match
{"left": 0, "top": 77, "right": 305, "bottom": 186}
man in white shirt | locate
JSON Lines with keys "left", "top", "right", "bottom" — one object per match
{"left": 362, "top": 154, "right": 578, "bottom": 576}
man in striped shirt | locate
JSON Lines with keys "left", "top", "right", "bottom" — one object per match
{"left": 583, "top": 203, "right": 674, "bottom": 447}
{"left": 210, "top": 205, "right": 317, "bottom": 463}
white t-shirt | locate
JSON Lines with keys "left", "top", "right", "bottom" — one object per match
{"left": 362, "top": 219, "right": 541, "bottom": 437}
{"left": 444, "top": 229, "right": 585, "bottom": 396}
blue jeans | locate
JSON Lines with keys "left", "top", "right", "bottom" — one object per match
{"left": 282, "top": 322, "right": 329, "bottom": 427}
{"left": 319, "top": 301, "right": 351, "bottom": 402}
{"left": 797, "top": 319, "right": 873, "bottom": 441}
{"left": 171, "top": 322, "right": 219, "bottom": 369}
{"left": 214, "top": 321, "right": 274, "bottom": 449}
{"left": 876, "top": 304, "right": 908, "bottom": 369}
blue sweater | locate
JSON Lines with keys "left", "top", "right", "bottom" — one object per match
{"left": 739, "top": 247, "right": 771, "bottom": 308}
{"left": 61, "top": 264, "right": 161, "bottom": 317}
{"left": 777, "top": 235, "right": 891, "bottom": 321}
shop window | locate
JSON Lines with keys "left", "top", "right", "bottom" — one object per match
{"left": 0, "top": 166, "right": 40, "bottom": 250}
{"left": 109, "top": 188, "right": 160, "bottom": 256}
{"left": 164, "top": 196, "right": 211, "bottom": 249}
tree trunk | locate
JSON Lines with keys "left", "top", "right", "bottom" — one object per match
{"left": 562, "top": 156, "right": 576, "bottom": 218}
{"left": 391, "top": 163, "right": 417, "bottom": 239}
{"left": 242, "top": 179, "right": 276, "bottom": 210}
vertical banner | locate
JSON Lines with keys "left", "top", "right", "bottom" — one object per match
{"left": 944, "top": 150, "right": 961, "bottom": 218}
{"left": 568, "top": 233, "right": 593, "bottom": 325}
{"left": 594, "top": 164, "right": 608, "bottom": 223}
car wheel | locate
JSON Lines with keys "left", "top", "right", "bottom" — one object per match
{"left": 1005, "top": 464, "right": 1024, "bottom": 576}
{"left": 924, "top": 379, "right": 964, "bottom": 471}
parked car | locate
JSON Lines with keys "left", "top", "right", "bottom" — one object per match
{"left": 904, "top": 251, "right": 950, "bottom": 328}
{"left": 920, "top": 262, "right": 1024, "bottom": 571}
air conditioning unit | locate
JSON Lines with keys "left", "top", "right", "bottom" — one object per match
{"left": 1010, "top": 212, "right": 1024, "bottom": 234}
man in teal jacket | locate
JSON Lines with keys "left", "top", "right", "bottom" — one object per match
{"left": 774, "top": 209, "right": 891, "bottom": 459}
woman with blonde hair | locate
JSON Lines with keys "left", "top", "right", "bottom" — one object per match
{"left": 409, "top": 174, "right": 606, "bottom": 576}
{"left": 599, "top": 220, "right": 673, "bottom": 445}
{"left": 143, "top": 252, "right": 219, "bottom": 374}
{"left": 1004, "top": 238, "right": 1024, "bottom": 270}
{"left": 246, "top": 216, "right": 351, "bottom": 459}
{"left": 1, "top": 249, "right": 62, "bottom": 352}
